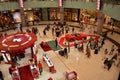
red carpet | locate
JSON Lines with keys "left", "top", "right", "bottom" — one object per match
{"left": 40, "top": 42, "right": 52, "bottom": 52}
{"left": 18, "top": 65, "right": 34, "bottom": 80}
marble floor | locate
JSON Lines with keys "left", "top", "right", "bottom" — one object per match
{"left": 0, "top": 21, "right": 120, "bottom": 80}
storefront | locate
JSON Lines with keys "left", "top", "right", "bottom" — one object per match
{"left": 24, "top": 8, "right": 42, "bottom": 26}
{"left": 48, "top": 8, "right": 79, "bottom": 22}
{"left": 48, "top": 8, "right": 60, "bottom": 21}
{"left": 0, "top": 10, "right": 15, "bottom": 30}
{"left": 64, "top": 8, "right": 79, "bottom": 22}
{"left": 80, "top": 9, "right": 99, "bottom": 24}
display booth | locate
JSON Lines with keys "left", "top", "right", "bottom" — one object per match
{"left": 66, "top": 71, "right": 77, "bottom": 80}
{"left": 43, "top": 54, "right": 56, "bottom": 73}
{"left": 29, "top": 59, "right": 39, "bottom": 79}
{"left": 0, "top": 32, "right": 37, "bottom": 64}
{"left": 11, "top": 66, "right": 20, "bottom": 80}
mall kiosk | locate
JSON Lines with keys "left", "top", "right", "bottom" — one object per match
{"left": 0, "top": 32, "right": 38, "bottom": 80}
{"left": 43, "top": 54, "right": 56, "bottom": 73}
{"left": 29, "top": 58, "right": 39, "bottom": 79}
{"left": 0, "top": 32, "right": 37, "bottom": 64}
{"left": 66, "top": 71, "right": 77, "bottom": 80}
{"left": 11, "top": 65, "right": 20, "bottom": 80}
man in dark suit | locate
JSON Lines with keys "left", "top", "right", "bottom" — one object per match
{"left": 64, "top": 47, "right": 68, "bottom": 59}
{"left": 0, "top": 70, "right": 4, "bottom": 80}
{"left": 55, "top": 38, "right": 58, "bottom": 48}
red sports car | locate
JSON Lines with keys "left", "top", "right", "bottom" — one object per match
{"left": 65, "top": 33, "right": 89, "bottom": 41}
{"left": 65, "top": 33, "right": 100, "bottom": 42}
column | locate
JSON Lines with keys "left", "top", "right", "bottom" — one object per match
{"left": 42, "top": 8, "right": 48, "bottom": 21}
{"left": 78, "top": 9, "right": 80, "bottom": 22}
{"left": 60, "top": 7, "right": 64, "bottom": 24}
{"left": 20, "top": 7, "right": 26, "bottom": 27}
{"left": 97, "top": 12, "right": 105, "bottom": 34}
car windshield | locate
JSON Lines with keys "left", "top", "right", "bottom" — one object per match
{"left": 72, "top": 33, "right": 80, "bottom": 37}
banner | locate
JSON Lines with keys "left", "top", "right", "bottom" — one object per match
{"left": 19, "top": 0, "right": 24, "bottom": 8}
{"left": 58, "top": 0, "right": 62, "bottom": 7}
{"left": 96, "top": 0, "right": 100, "bottom": 10}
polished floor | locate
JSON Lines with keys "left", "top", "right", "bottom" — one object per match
{"left": 0, "top": 21, "right": 120, "bottom": 80}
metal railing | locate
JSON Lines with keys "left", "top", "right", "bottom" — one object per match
{"left": 0, "top": 0, "right": 120, "bottom": 5}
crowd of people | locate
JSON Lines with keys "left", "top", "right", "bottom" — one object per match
{"left": 42, "top": 23, "right": 70, "bottom": 38}
{"left": 73, "top": 32, "right": 120, "bottom": 71}
{"left": 40, "top": 22, "right": 120, "bottom": 72}
{"left": 0, "top": 13, "right": 15, "bottom": 30}
{"left": 0, "top": 21, "right": 119, "bottom": 80}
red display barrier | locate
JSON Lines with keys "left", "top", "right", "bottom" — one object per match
{"left": 66, "top": 71, "right": 77, "bottom": 80}
{"left": 0, "top": 32, "right": 37, "bottom": 57}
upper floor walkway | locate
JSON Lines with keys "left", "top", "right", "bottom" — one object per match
{"left": 0, "top": 0, "right": 120, "bottom": 21}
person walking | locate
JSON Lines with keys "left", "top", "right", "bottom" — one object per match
{"left": 101, "top": 39, "right": 105, "bottom": 47}
{"left": 34, "top": 54, "right": 37, "bottom": 66}
{"left": 38, "top": 61, "right": 43, "bottom": 75}
{"left": 94, "top": 46, "right": 99, "bottom": 54}
{"left": 0, "top": 70, "right": 4, "bottom": 80}
{"left": 109, "top": 45, "right": 115, "bottom": 55}
{"left": 116, "top": 58, "right": 120, "bottom": 67}
{"left": 103, "top": 58, "right": 109, "bottom": 69}
{"left": 111, "top": 25, "right": 114, "bottom": 35}
{"left": 117, "top": 48, "right": 120, "bottom": 56}
{"left": 72, "top": 27, "right": 75, "bottom": 34}
{"left": 68, "top": 41, "right": 70, "bottom": 53}
{"left": 102, "top": 49, "right": 108, "bottom": 60}
{"left": 43, "top": 28, "right": 46, "bottom": 36}
{"left": 55, "top": 38, "right": 58, "bottom": 48}
{"left": 64, "top": 47, "right": 68, "bottom": 59}
{"left": 9, "top": 67, "right": 13, "bottom": 77}
{"left": 52, "top": 26, "right": 54, "bottom": 35}
{"left": 112, "top": 53, "right": 118, "bottom": 60}
{"left": 107, "top": 58, "right": 114, "bottom": 71}
{"left": 81, "top": 43, "right": 84, "bottom": 53}
{"left": 86, "top": 46, "right": 91, "bottom": 58}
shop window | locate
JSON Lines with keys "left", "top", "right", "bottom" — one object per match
{"left": 49, "top": 8, "right": 60, "bottom": 20}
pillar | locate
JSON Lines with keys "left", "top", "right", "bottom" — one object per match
{"left": 97, "top": 12, "right": 105, "bottom": 34}
{"left": 60, "top": 7, "right": 64, "bottom": 24}
{"left": 20, "top": 7, "right": 26, "bottom": 27}
{"left": 42, "top": 8, "right": 48, "bottom": 21}
{"left": 78, "top": 9, "right": 80, "bottom": 22}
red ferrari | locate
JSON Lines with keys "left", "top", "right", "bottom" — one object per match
{"left": 65, "top": 33, "right": 100, "bottom": 42}
{"left": 65, "top": 33, "right": 90, "bottom": 41}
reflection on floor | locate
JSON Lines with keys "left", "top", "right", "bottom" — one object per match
{"left": 0, "top": 22, "right": 120, "bottom": 80}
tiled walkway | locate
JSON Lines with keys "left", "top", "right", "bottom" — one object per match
{"left": 0, "top": 21, "right": 120, "bottom": 80}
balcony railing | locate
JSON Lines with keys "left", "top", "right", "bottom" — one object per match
{"left": 0, "top": 0, "right": 120, "bottom": 5}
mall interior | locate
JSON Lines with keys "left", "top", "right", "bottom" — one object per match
{"left": 0, "top": 0, "right": 120, "bottom": 80}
